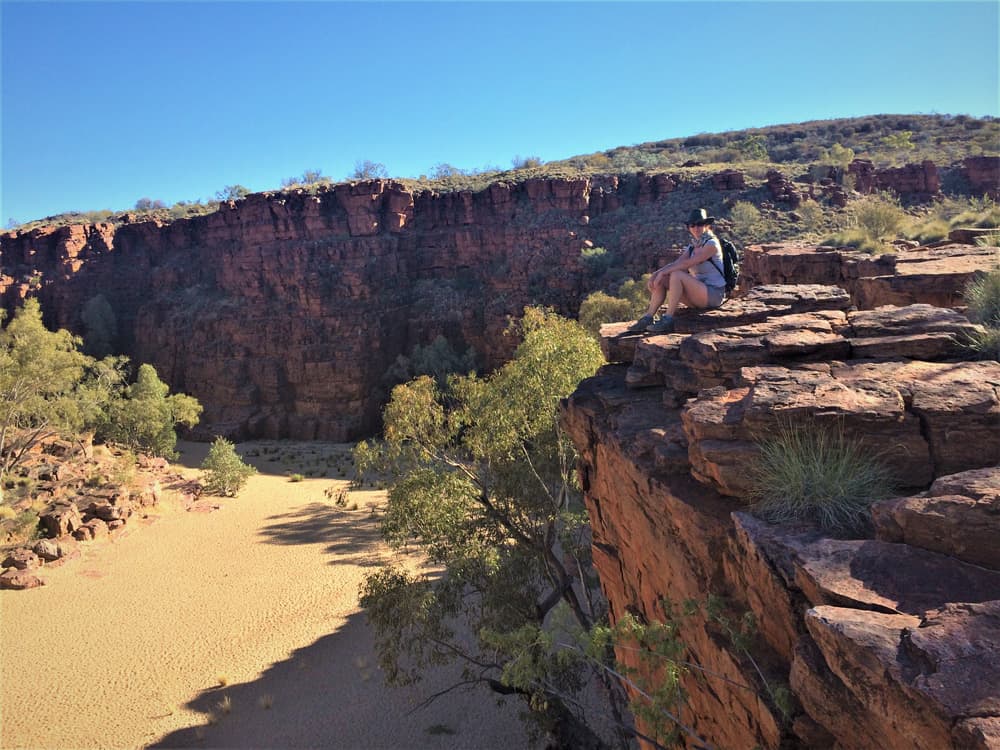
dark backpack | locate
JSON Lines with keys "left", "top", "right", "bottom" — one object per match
{"left": 709, "top": 237, "right": 741, "bottom": 293}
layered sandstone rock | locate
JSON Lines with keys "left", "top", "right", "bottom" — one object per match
{"left": 562, "top": 241, "right": 999, "bottom": 748}
{"left": 3, "top": 160, "right": 993, "bottom": 441}
{"left": 741, "top": 241, "right": 998, "bottom": 309}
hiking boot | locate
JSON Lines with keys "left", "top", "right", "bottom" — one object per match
{"left": 624, "top": 314, "right": 654, "bottom": 333}
{"left": 646, "top": 316, "right": 675, "bottom": 334}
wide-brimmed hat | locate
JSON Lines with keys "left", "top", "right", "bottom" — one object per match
{"left": 686, "top": 208, "right": 716, "bottom": 226}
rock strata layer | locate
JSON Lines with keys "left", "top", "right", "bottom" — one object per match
{"left": 562, "top": 241, "right": 999, "bottom": 748}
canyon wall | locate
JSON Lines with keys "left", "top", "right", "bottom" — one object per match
{"left": 0, "top": 157, "right": 995, "bottom": 443}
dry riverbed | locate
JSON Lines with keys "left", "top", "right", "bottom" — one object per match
{"left": 0, "top": 440, "right": 528, "bottom": 749}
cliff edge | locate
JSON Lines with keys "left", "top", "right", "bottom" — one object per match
{"left": 561, "top": 241, "right": 1000, "bottom": 748}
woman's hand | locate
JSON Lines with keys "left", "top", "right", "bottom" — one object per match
{"left": 647, "top": 267, "right": 668, "bottom": 291}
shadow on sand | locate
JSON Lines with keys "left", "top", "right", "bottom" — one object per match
{"left": 257, "top": 501, "right": 386, "bottom": 568}
{"left": 149, "top": 609, "right": 529, "bottom": 750}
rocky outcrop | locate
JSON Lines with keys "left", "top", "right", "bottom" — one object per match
{"left": 0, "top": 436, "right": 192, "bottom": 589}
{"left": 561, "top": 241, "right": 999, "bottom": 748}
{"left": 964, "top": 156, "right": 1000, "bottom": 200}
{"left": 741, "top": 241, "right": 999, "bottom": 310}
{"left": 849, "top": 158, "right": 941, "bottom": 197}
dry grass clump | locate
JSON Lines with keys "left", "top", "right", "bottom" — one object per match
{"left": 962, "top": 263, "right": 1000, "bottom": 360}
{"left": 746, "top": 421, "right": 896, "bottom": 537}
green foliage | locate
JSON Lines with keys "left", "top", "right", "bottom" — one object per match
{"left": 736, "top": 134, "right": 769, "bottom": 162}
{"left": 80, "top": 294, "right": 118, "bottom": 358}
{"left": 729, "top": 200, "right": 764, "bottom": 241}
{"left": 822, "top": 227, "right": 888, "bottom": 254}
{"left": 796, "top": 200, "right": 825, "bottom": 233}
{"left": 350, "top": 161, "right": 388, "bottom": 180}
{"left": 964, "top": 264, "right": 1000, "bottom": 327}
{"left": 579, "top": 245, "right": 617, "bottom": 277}
{"left": 578, "top": 292, "right": 637, "bottom": 338}
{"left": 102, "top": 363, "right": 202, "bottom": 458}
{"left": 962, "top": 264, "right": 1000, "bottom": 360}
{"left": 200, "top": 437, "right": 256, "bottom": 496}
{"left": 511, "top": 155, "right": 544, "bottom": 170}
{"left": 577, "top": 275, "right": 651, "bottom": 338}
{"left": 881, "top": 130, "right": 915, "bottom": 152}
{"left": 382, "top": 335, "right": 477, "bottom": 389}
{"left": 215, "top": 185, "right": 251, "bottom": 201}
{"left": 591, "top": 612, "right": 688, "bottom": 747}
{"left": 819, "top": 142, "right": 855, "bottom": 167}
{"left": 288, "top": 473, "right": 305, "bottom": 482}
{"left": 747, "top": 421, "right": 897, "bottom": 536}
{"left": 853, "top": 190, "right": 905, "bottom": 243}
{"left": 0, "top": 299, "right": 93, "bottom": 477}
{"left": 359, "top": 308, "right": 616, "bottom": 743}
{"left": 976, "top": 231, "right": 1000, "bottom": 247}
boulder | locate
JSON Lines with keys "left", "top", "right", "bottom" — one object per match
{"left": 872, "top": 466, "right": 1000, "bottom": 570}
{"left": 39, "top": 501, "right": 82, "bottom": 537}
{"left": 794, "top": 603, "right": 1000, "bottom": 750}
{"left": 2, "top": 548, "right": 41, "bottom": 570}
{"left": 0, "top": 567, "right": 44, "bottom": 590}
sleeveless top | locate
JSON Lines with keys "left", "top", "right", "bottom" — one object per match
{"left": 687, "top": 231, "right": 726, "bottom": 288}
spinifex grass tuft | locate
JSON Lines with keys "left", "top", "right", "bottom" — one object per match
{"left": 964, "top": 264, "right": 1000, "bottom": 328}
{"left": 747, "top": 421, "right": 896, "bottom": 537}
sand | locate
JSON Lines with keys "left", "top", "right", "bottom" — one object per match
{"left": 0, "top": 441, "right": 528, "bottom": 750}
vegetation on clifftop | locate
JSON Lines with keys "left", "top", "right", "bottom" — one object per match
{"left": 6, "top": 114, "right": 997, "bottom": 232}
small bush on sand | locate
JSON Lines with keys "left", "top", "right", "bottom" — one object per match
{"left": 201, "top": 437, "right": 256, "bottom": 497}
{"left": 747, "top": 421, "right": 896, "bottom": 537}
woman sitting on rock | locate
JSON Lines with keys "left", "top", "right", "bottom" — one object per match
{"left": 627, "top": 208, "right": 728, "bottom": 334}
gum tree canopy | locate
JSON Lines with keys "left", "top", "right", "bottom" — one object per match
{"left": 357, "top": 308, "right": 634, "bottom": 747}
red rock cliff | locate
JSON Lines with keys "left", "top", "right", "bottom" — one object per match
{"left": 0, "top": 176, "right": 696, "bottom": 440}
{"left": 561, "top": 246, "right": 1000, "bottom": 748}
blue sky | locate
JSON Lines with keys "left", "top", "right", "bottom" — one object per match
{"left": 2, "top": 1, "right": 998, "bottom": 225}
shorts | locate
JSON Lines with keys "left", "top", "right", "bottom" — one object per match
{"left": 705, "top": 285, "right": 726, "bottom": 308}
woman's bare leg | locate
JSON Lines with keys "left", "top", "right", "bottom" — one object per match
{"left": 665, "top": 272, "right": 709, "bottom": 316}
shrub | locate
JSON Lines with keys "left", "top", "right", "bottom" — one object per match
{"left": 577, "top": 275, "right": 651, "bottom": 338}
{"left": 904, "top": 218, "right": 950, "bottom": 244}
{"left": 289, "top": 473, "right": 305, "bottom": 483}
{"left": 579, "top": 246, "right": 616, "bottom": 277}
{"left": 215, "top": 185, "right": 250, "bottom": 201}
{"left": 578, "top": 291, "right": 638, "bottom": 338}
{"left": 134, "top": 197, "right": 166, "bottom": 211}
{"left": 80, "top": 294, "right": 118, "bottom": 358}
{"left": 975, "top": 231, "right": 1000, "bottom": 247}
{"left": 746, "top": 421, "right": 897, "bottom": 536}
{"left": 103, "top": 364, "right": 202, "bottom": 458}
{"left": 821, "top": 227, "right": 887, "bottom": 254}
{"left": 201, "top": 437, "right": 256, "bottom": 496}
{"left": 853, "top": 191, "right": 905, "bottom": 241}
{"left": 965, "top": 327, "right": 1000, "bottom": 361}
{"left": 729, "top": 201, "right": 763, "bottom": 239}
{"left": 382, "top": 335, "right": 477, "bottom": 389}
{"left": 796, "top": 201, "right": 825, "bottom": 233}
{"left": 963, "top": 264, "right": 1000, "bottom": 327}
{"left": 511, "top": 155, "right": 543, "bottom": 170}
{"left": 350, "top": 161, "right": 387, "bottom": 180}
